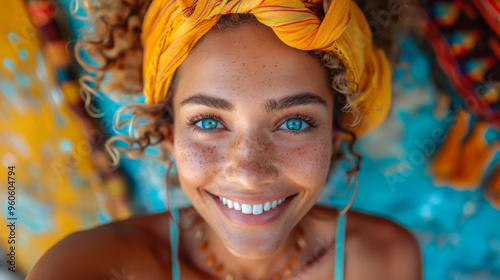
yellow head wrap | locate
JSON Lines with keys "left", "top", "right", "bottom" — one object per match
{"left": 141, "top": 0, "right": 392, "bottom": 136}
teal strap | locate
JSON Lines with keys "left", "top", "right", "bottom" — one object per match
{"left": 169, "top": 207, "right": 181, "bottom": 280}
{"left": 334, "top": 214, "right": 347, "bottom": 280}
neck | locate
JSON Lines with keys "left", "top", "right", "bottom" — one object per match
{"left": 207, "top": 223, "right": 296, "bottom": 279}
{"left": 179, "top": 206, "right": 339, "bottom": 280}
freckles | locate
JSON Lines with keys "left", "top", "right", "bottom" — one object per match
{"left": 176, "top": 141, "right": 222, "bottom": 183}
{"left": 277, "top": 139, "right": 332, "bottom": 184}
{"left": 224, "top": 134, "right": 284, "bottom": 191}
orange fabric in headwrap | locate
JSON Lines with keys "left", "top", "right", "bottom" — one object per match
{"left": 141, "top": 0, "right": 392, "bottom": 136}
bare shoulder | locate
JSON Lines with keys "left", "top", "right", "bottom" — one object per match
{"left": 346, "top": 211, "right": 422, "bottom": 280}
{"left": 308, "top": 206, "right": 421, "bottom": 280}
{"left": 27, "top": 212, "right": 172, "bottom": 280}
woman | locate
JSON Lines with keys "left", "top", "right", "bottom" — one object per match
{"left": 27, "top": 0, "right": 422, "bottom": 279}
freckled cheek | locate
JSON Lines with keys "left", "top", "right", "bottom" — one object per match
{"left": 276, "top": 141, "right": 332, "bottom": 189}
{"left": 174, "top": 141, "right": 224, "bottom": 187}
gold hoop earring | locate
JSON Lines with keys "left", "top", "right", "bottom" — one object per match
{"left": 165, "top": 160, "right": 182, "bottom": 229}
{"left": 337, "top": 153, "right": 359, "bottom": 217}
{"left": 338, "top": 170, "right": 358, "bottom": 217}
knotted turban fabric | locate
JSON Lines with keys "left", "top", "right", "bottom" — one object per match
{"left": 141, "top": 0, "right": 392, "bottom": 136}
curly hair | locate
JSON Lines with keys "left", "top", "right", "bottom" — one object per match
{"left": 75, "top": 0, "right": 409, "bottom": 175}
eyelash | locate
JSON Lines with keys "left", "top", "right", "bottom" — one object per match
{"left": 185, "top": 113, "right": 319, "bottom": 136}
{"left": 275, "top": 113, "right": 319, "bottom": 136}
{"left": 185, "top": 113, "right": 227, "bottom": 135}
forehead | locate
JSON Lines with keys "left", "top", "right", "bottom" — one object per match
{"left": 173, "top": 22, "right": 333, "bottom": 105}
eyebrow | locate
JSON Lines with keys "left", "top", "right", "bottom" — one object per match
{"left": 263, "top": 92, "right": 327, "bottom": 113}
{"left": 179, "top": 92, "right": 327, "bottom": 112}
{"left": 180, "top": 93, "right": 235, "bottom": 111}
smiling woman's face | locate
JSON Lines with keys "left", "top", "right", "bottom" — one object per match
{"left": 164, "top": 21, "right": 338, "bottom": 259}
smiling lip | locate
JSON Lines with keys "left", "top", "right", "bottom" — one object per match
{"left": 207, "top": 191, "right": 297, "bottom": 226}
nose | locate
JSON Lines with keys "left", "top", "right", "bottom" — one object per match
{"left": 224, "top": 130, "right": 278, "bottom": 190}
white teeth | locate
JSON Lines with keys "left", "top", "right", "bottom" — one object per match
{"left": 242, "top": 204, "right": 252, "bottom": 214}
{"left": 264, "top": 202, "right": 271, "bottom": 211}
{"left": 218, "top": 195, "right": 288, "bottom": 215}
{"left": 234, "top": 201, "right": 241, "bottom": 210}
{"left": 253, "top": 204, "right": 263, "bottom": 215}
{"left": 271, "top": 201, "right": 277, "bottom": 209}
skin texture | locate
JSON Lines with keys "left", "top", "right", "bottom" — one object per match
{"left": 27, "top": 19, "right": 422, "bottom": 280}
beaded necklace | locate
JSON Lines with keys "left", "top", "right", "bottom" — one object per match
{"left": 192, "top": 216, "right": 310, "bottom": 280}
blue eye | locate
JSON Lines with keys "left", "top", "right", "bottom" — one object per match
{"left": 280, "top": 119, "right": 309, "bottom": 130}
{"left": 197, "top": 119, "right": 223, "bottom": 129}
